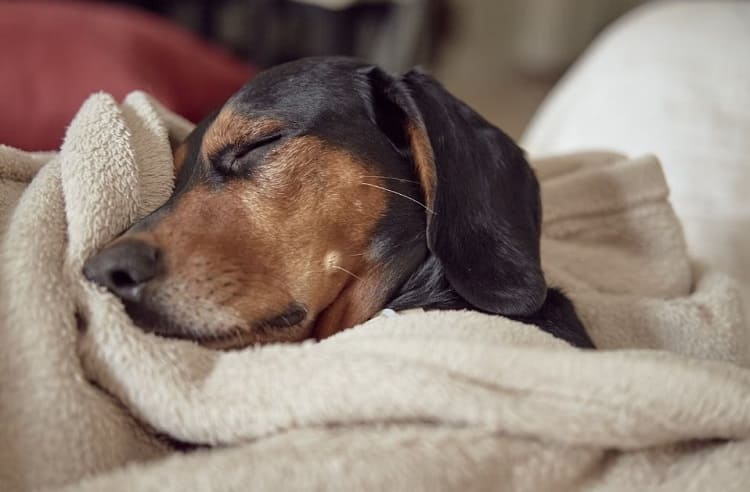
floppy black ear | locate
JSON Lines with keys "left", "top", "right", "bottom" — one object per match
{"left": 363, "top": 67, "right": 547, "bottom": 316}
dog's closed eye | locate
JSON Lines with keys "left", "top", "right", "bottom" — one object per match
{"left": 215, "top": 134, "right": 284, "bottom": 177}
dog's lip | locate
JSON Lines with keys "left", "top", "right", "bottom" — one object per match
{"left": 254, "top": 302, "right": 308, "bottom": 330}
{"left": 194, "top": 331, "right": 261, "bottom": 351}
{"left": 123, "top": 299, "right": 309, "bottom": 350}
{"left": 188, "top": 304, "right": 310, "bottom": 350}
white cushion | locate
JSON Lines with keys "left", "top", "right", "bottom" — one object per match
{"left": 522, "top": 1, "right": 750, "bottom": 312}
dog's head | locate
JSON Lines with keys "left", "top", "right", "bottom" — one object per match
{"left": 83, "top": 57, "right": 546, "bottom": 349}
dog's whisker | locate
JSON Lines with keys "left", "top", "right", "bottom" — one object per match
{"left": 361, "top": 175, "right": 420, "bottom": 185}
{"left": 330, "top": 265, "right": 363, "bottom": 281}
{"left": 359, "top": 182, "right": 436, "bottom": 214}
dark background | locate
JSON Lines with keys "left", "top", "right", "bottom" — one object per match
{"left": 0, "top": 0, "right": 647, "bottom": 150}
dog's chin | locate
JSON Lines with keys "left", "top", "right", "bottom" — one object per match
{"left": 122, "top": 299, "right": 311, "bottom": 350}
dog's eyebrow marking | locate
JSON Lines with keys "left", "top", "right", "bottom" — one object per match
{"left": 202, "top": 109, "right": 284, "bottom": 162}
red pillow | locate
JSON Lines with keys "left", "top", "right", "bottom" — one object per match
{"left": 0, "top": 1, "right": 255, "bottom": 150}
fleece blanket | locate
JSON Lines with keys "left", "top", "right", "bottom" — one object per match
{"left": 1, "top": 92, "right": 749, "bottom": 492}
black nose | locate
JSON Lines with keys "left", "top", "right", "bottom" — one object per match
{"left": 83, "top": 240, "right": 161, "bottom": 302}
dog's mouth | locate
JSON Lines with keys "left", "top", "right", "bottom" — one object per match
{"left": 124, "top": 300, "right": 310, "bottom": 350}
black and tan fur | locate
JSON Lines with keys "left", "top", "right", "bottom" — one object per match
{"left": 84, "top": 57, "right": 594, "bottom": 350}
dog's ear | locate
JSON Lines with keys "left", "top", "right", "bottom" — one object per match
{"left": 360, "top": 66, "right": 547, "bottom": 316}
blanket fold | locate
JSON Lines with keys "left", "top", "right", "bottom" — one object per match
{"left": 1, "top": 92, "right": 748, "bottom": 491}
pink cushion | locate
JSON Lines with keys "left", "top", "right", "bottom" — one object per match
{"left": 0, "top": 1, "right": 255, "bottom": 150}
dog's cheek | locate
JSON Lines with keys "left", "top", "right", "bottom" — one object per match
{"left": 312, "top": 265, "right": 388, "bottom": 339}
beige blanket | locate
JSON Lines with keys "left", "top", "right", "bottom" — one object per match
{"left": 1, "top": 92, "right": 749, "bottom": 492}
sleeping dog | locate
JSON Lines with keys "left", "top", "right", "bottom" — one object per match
{"left": 83, "top": 57, "right": 594, "bottom": 349}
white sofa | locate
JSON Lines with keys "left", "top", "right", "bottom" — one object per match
{"left": 523, "top": 1, "right": 750, "bottom": 316}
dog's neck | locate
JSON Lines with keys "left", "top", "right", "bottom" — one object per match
{"left": 384, "top": 251, "right": 595, "bottom": 349}
{"left": 385, "top": 254, "right": 469, "bottom": 312}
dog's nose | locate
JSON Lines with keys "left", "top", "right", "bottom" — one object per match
{"left": 83, "top": 240, "right": 161, "bottom": 302}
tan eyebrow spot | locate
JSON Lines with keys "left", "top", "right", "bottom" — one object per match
{"left": 202, "top": 108, "right": 284, "bottom": 161}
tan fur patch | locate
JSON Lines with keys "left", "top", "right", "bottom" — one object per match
{"left": 407, "top": 122, "right": 437, "bottom": 210}
{"left": 312, "top": 264, "right": 387, "bottom": 339}
{"left": 122, "top": 133, "right": 389, "bottom": 345}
